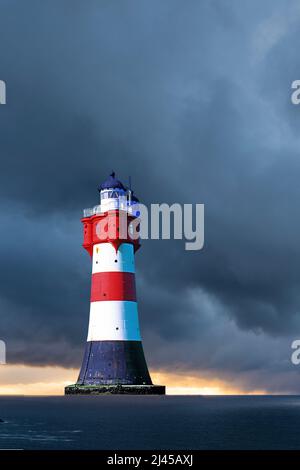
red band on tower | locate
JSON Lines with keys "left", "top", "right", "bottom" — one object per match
{"left": 90, "top": 272, "right": 137, "bottom": 302}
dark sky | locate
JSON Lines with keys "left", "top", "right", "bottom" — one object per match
{"left": 1, "top": 0, "right": 300, "bottom": 392}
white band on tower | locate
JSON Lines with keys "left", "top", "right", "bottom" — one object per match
{"left": 92, "top": 243, "right": 135, "bottom": 273}
{"left": 87, "top": 300, "right": 141, "bottom": 341}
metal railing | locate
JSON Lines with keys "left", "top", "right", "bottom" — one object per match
{"left": 83, "top": 201, "right": 139, "bottom": 218}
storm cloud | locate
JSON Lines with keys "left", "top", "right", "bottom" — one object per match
{"left": 1, "top": 0, "right": 300, "bottom": 392}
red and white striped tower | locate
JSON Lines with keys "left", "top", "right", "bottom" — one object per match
{"left": 65, "top": 172, "right": 165, "bottom": 394}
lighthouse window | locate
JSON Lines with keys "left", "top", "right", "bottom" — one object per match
{"left": 116, "top": 327, "right": 119, "bottom": 330}
{"left": 114, "top": 259, "right": 118, "bottom": 263}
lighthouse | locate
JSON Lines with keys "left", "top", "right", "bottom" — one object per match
{"left": 65, "top": 173, "right": 165, "bottom": 394}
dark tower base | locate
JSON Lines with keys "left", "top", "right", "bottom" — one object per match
{"left": 65, "top": 384, "right": 165, "bottom": 395}
{"left": 77, "top": 340, "right": 153, "bottom": 385}
{"left": 65, "top": 340, "right": 165, "bottom": 395}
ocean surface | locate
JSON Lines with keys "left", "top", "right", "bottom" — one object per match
{"left": 0, "top": 395, "right": 299, "bottom": 450}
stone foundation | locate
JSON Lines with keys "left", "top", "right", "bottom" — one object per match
{"left": 65, "top": 384, "right": 166, "bottom": 395}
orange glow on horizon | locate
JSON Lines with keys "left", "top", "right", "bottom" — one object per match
{"left": 0, "top": 365, "right": 267, "bottom": 396}
{"left": 151, "top": 371, "right": 267, "bottom": 395}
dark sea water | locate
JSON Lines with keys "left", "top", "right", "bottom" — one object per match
{"left": 0, "top": 395, "right": 299, "bottom": 450}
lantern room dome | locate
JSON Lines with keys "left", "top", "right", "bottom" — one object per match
{"left": 98, "top": 172, "right": 126, "bottom": 192}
